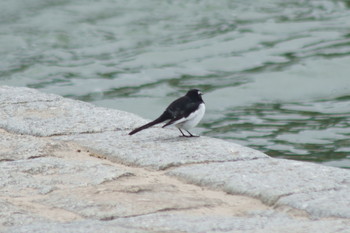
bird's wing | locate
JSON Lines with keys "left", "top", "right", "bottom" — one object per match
{"left": 162, "top": 100, "right": 200, "bottom": 128}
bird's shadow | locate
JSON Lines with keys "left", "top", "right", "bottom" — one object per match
{"left": 125, "top": 132, "right": 202, "bottom": 143}
{"left": 159, "top": 135, "right": 201, "bottom": 142}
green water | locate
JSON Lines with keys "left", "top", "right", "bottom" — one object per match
{"left": 1, "top": 0, "right": 349, "bottom": 168}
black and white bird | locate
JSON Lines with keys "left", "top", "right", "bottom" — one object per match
{"left": 129, "top": 89, "right": 205, "bottom": 137}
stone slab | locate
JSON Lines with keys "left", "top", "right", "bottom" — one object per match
{"left": 0, "top": 129, "right": 63, "bottom": 161}
{"left": 110, "top": 212, "right": 350, "bottom": 233}
{"left": 0, "top": 98, "right": 145, "bottom": 136}
{"left": 168, "top": 159, "right": 350, "bottom": 218}
{"left": 5, "top": 220, "right": 149, "bottom": 233}
{"left": 278, "top": 188, "right": 350, "bottom": 218}
{"left": 36, "top": 183, "right": 221, "bottom": 220}
{"left": 54, "top": 130, "right": 268, "bottom": 170}
{"left": 0, "top": 157, "right": 131, "bottom": 196}
{"left": 8, "top": 212, "right": 349, "bottom": 233}
{"left": 0, "top": 199, "right": 47, "bottom": 231}
{"left": 0, "top": 86, "right": 61, "bottom": 104}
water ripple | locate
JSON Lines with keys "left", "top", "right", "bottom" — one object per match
{"left": 1, "top": 0, "right": 350, "bottom": 168}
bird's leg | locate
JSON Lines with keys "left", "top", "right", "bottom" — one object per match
{"left": 185, "top": 130, "right": 199, "bottom": 137}
{"left": 178, "top": 128, "right": 189, "bottom": 137}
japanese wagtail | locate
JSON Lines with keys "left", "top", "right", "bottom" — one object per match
{"left": 129, "top": 89, "right": 205, "bottom": 137}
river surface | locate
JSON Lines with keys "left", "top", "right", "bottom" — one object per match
{"left": 1, "top": 0, "right": 350, "bottom": 169}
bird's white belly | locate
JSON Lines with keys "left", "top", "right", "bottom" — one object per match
{"left": 176, "top": 103, "right": 205, "bottom": 130}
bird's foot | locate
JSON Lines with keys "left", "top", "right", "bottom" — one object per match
{"left": 179, "top": 135, "right": 199, "bottom": 138}
{"left": 178, "top": 129, "right": 199, "bottom": 137}
{"left": 178, "top": 134, "right": 199, "bottom": 138}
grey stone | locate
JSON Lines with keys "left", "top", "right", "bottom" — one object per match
{"left": 6, "top": 212, "right": 350, "bottom": 233}
{"left": 0, "top": 157, "right": 131, "bottom": 196}
{"left": 6, "top": 220, "right": 149, "bottom": 233}
{"left": 278, "top": 188, "right": 350, "bottom": 218}
{"left": 54, "top": 130, "right": 267, "bottom": 170}
{"left": 167, "top": 159, "right": 350, "bottom": 210}
{"left": 0, "top": 199, "right": 47, "bottom": 230}
{"left": 111, "top": 212, "right": 350, "bottom": 233}
{"left": 0, "top": 129, "right": 61, "bottom": 161}
{"left": 0, "top": 86, "right": 61, "bottom": 104}
{"left": 0, "top": 98, "right": 145, "bottom": 136}
{"left": 37, "top": 183, "right": 221, "bottom": 220}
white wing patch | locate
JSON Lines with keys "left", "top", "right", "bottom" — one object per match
{"left": 171, "top": 103, "right": 205, "bottom": 130}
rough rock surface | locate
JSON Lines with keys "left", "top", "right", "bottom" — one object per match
{"left": 168, "top": 159, "right": 350, "bottom": 218}
{"left": 54, "top": 130, "right": 268, "bottom": 170}
{"left": 1, "top": 86, "right": 350, "bottom": 232}
{"left": 0, "top": 129, "right": 59, "bottom": 161}
{"left": 0, "top": 87, "right": 144, "bottom": 136}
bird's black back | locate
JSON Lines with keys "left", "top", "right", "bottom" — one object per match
{"left": 165, "top": 95, "right": 201, "bottom": 119}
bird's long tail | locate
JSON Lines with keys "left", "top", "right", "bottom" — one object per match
{"left": 129, "top": 113, "right": 169, "bottom": 135}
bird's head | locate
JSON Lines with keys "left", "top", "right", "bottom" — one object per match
{"left": 186, "top": 89, "right": 204, "bottom": 101}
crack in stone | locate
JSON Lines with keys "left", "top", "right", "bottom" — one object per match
{"left": 162, "top": 157, "right": 270, "bottom": 171}
{"left": 44, "top": 129, "right": 125, "bottom": 137}
{"left": 99, "top": 205, "right": 210, "bottom": 222}
{"left": 0, "top": 158, "right": 15, "bottom": 162}
{"left": 1, "top": 125, "right": 127, "bottom": 139}
{"left": 28, "top": 155, "right": 47, "bottom": 160}
{"left": 270, "top": 192, "right": 295, "bottom": 207}
{"left": 0, "top": 99, "right": 60, "bottom": 107}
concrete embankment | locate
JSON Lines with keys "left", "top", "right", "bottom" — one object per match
{"left": 1, "top": 86, "right": 349, "bottom": 233}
